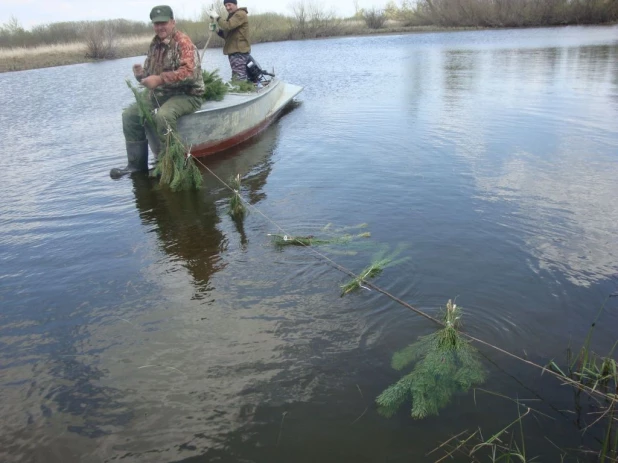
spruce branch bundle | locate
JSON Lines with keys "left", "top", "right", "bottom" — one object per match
{"left": 125, "top": 79, "right": 155, "bottom": 127}
{"left": 202, "top": 69, "right": 228, "bottom": 101}
{"left": 376, "top": 300, "right": 486, "bottom": 419}
{"left": 126, "top": 80, "right": 202, "bottom": 191}
{"left": 228, "top": 174, "right": 247, "bottom": 219}
{"left": 228, "top": 80, "right": 257, "bottom": 93}
{"left": 151, "top": 129, "right": 202, "bottom": 191}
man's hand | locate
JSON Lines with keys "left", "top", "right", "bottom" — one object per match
{"left": 208, "top": 10, "right": 220, "bottom": 21}
{"left": 132, "top": 63, "right": 144, "bottom": 77}
{"left": 141, "top": 75, "right": 164, "bottom": 90}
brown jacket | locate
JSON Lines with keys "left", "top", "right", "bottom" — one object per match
{"left": 216, "top": 8, "right": 251, "bottom": 55}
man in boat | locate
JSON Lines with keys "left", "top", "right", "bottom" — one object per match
{"left": 110, "top": 5, "right": 205, "bottom": 178}
{"left": 208, "top": 1, "right": 251, "bottom": 81}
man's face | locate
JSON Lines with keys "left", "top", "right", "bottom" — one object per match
{"left": 153, "top": 19, "right": 175, "bottom": 40}
{"left": 224, "top": 3, "right": 238, "bottom": 13}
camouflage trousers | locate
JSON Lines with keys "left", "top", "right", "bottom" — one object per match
{"left": 228, "top": 53, "right": 250, "bottom": 81}
{"left": 122, "top": 93, "right": 203, "bottom": 143}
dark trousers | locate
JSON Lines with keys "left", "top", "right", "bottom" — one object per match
{"left": 228, "top": 53, "right": 250, "bottom": 81}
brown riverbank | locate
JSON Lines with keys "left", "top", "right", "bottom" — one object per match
{"left": 1, "top": 21, "right": 615, "bottom": 74}
{"left": 0, "top": 24, "right": 468, "bottom": 73}
{"left": 0, "top": 35, "right": 151, "bottom": 73}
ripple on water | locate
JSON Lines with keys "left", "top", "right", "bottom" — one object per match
{"left": 1, "top": 26, "right": 618, "bottom": 463}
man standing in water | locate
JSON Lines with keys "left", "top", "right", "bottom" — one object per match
{"left": 110, "top": 5, "right": 205, "bottom": 178}
{"left": 208, "top": 1, "right": 251, "bottom": 81}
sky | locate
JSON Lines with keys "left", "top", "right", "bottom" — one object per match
{"left": 0, "top": 0, "right": 390, "bottom": 29}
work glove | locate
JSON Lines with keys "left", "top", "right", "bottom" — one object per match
{"left": 209, "top": 22, "right": 217, "bottom": 31}
{"left": 208, "top": 10, "right": 220, "bottom": 21}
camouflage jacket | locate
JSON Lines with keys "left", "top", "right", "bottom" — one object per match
{"left": 216, "top": 8, "right": 251, "bottom": 55}
{"left": 136, "top": 29, "right": 205, "bottom": 98}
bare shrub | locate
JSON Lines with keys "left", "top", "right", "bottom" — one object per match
{"left": 414, "top": 0, "right": 618, "bottom": 27}
{"left": 0, "top": 19, "right": 150, "bottom": 49}
{"left": 289, "top": 0, "right": 342, "bottom": 39}
{"left": 290, "top": 0, "right": 309, "bottom": 38}
{"left": 569, "top": 0, "right": 618, "bottom": 24}
{"left": 82, "top": 21, "right": 117, "bottom": 59}
{"left": 363, "top": 8, "right": 387, "bottom": 28}
{"left": 0, "top": 16, "right": 29, "bottom": 48}
{"left": 250, "top": 13, "right": 294, "bottom": 43}
{"left": 31, "top": 22, "right": 83, "bottom": 45}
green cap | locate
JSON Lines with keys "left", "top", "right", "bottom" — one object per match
{"left": 150, "top": 5, "right": 174, "bottom": 22}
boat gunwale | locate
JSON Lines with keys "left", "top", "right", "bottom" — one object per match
{"left": 191, "top": 79, "right": 282, "bottom": 115}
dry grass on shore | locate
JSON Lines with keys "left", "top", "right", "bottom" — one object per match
{"left": 0, "top": 35, "right": 151, "bottom": 72}
{"left": 0, "top": 23, "right": 455, "bottom": 73}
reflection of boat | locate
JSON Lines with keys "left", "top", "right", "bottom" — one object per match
{"left": 147, "top": 79, "right": 302, "bottom": 157}
{"left": 133, "top": 122, "right": 281, "bottom": 289}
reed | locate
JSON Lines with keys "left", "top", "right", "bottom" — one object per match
{"left": 546, "top": 301, "right": 618, "bottom": 462}
{"left": 430, "top": 392, "right": 534, "bottom": 462}
{"left": 438, "top": 300, "right": 618, "bottom": 462}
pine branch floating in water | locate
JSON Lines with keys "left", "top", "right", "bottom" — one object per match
{"left": 340, "top": 260, "right": 384, "bottom": 295}
{"left": 340, "top": 245, "right": 408, "bottom": 296}
{"left": 376, "top": 300, "right": 486, "bottom": 419}
{"left": 269, "top": 231, "right": 371, "bottom": 248}
{"left": 269, "top": 234, "right": 334, "bottom": 247}
{"left": 228, "top": 174, "right": 247, "bottom": 219}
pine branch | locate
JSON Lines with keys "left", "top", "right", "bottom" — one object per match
{"left": 376, "top": 300, "right": 487, "bottom": 419}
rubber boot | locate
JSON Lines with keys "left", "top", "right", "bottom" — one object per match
{"left": 109, "top": 140, "right": 149, "bottom": 179}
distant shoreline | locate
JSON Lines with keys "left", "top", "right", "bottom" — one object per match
{"left": 0, "top": 23, "right": 615, "bottom": 74}
{"left": 0, "top": 35, "right": 152, "bottom": 73}
{"left": 0, "top": 25, "right": 456, "bottom": 73}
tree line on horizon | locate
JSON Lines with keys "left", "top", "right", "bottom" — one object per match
{"left": 1, "top": 0, "right": 616, "bottom": 51}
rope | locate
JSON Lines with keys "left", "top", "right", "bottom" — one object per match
{"left": 200, "top": 30, "right": 214, "bottom": 62}
{"left": 189, "top": 149, "right": 617, "bottom": 404}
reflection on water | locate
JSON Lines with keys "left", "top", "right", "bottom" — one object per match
{"left": 132, "top": 123, "right": 280, "bottom": 293}
{"left": 132, "top": 174, "right": 226, "bottom": 293}
{"left": 1, "top": 25, "right": 618, "bottom": 462}
{"left": 436, "top": 44, "right": 618, "bottom": 287}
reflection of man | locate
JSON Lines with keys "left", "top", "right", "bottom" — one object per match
{"left": 208, "top": 1, "right": 251, "bottom": 81}
{"left": 130, "top": 174, "right": 224, "bottom": 291}
{"left": 110, "top": 5, "right": 205, "bottom": 179}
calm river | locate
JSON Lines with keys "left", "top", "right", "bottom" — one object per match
{"left": 1, "top": 25, "right": 617, "bottom": 462}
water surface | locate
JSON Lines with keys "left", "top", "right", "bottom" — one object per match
{"left": 1, "top": 25, "right": 618, "bottom": 462}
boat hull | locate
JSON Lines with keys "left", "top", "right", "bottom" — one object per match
{"left": 147, "top": 79, "right": 302, "bottom": 158}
